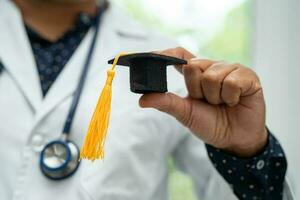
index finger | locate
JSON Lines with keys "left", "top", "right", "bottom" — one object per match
{"left": 155, "top": 48, "right": 217, "bottom": 74}
{"left": 155, "top": 47, "right": 195, "bottom": 60}
{"left": 187, "top": 58, "right": 217, "bottom": 72}
{"left": 154, "top": 47, "right": 196, "bottom": 73}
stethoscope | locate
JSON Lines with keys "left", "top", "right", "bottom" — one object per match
{"left": 39, "top": 6, "right": 105, "bottom": 180}
{"left": 0, "top": 5, "right": 107, "bottom": 180}
{"left": 0, "top": 43, "right": 89, "bottom": 180}
{"left": 0, "top": 6, "right": 101, "bottom": 179}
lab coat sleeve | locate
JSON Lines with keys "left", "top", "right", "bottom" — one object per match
{"left": 171, "top": 133, "right": 239, "bottom": 200}
{"left": 283, "top": 177, "right": 296, "bottom": 200}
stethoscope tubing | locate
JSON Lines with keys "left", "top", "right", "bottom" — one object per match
{"left": 0, "top": 63, "right": 3, "bottom": 74}
{"left": 62, "top": 7, "right": 104, "bottom": 137}
{"left": 39, "top": 4, "right": 107, "bottom": 180}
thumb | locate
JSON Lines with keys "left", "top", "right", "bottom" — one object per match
{"left": 139, "top": 93, "right": 191, "bottom": 125}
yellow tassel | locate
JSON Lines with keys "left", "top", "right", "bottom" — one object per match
{"left": 80, "top": 53, "right": 127, "bottom": 160}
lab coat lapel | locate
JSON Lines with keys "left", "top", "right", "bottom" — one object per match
{"left": 0, "top": 0, "right": 42, "bottom": 110}
{"left": 30, "top": 4, "right": 149, "bottom": 130}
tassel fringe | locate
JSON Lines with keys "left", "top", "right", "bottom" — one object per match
{"left": 80, "top": 53, "right": 127, "bottom": 160}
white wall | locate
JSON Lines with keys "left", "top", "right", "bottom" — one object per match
{"left": 253, "top": 0, "right": 300, "bottom": 195}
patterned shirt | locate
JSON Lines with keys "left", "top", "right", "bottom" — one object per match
{"left": 26, "top": 13, "right": 96, "bottom": 96}
{"left": 24, "top": 10, "right": 287, "bottom": 200}
{"left": 206, "top": 131, "right": 287, "bottom": 200}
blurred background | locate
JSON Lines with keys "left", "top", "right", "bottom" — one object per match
{"left": 111, "top": 0, "right": 299, "bottom": 199}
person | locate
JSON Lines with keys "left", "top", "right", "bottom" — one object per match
{"left": 0, "top": 0, "right": 293, "bottom": 199}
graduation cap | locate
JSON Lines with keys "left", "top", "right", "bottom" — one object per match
{"left": 80, "top": 52, "right": 187, "bottom": 161}
{"left": 108, "top": 53, "right": 187, "bottom": 94}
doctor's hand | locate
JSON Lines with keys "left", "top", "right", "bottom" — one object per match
{"left": 139, "top": 47, "right": 267, "bottom": 157}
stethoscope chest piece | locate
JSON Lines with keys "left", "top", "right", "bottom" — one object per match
{"left": 40, "top": 140, "right": 80, "bottom": 180}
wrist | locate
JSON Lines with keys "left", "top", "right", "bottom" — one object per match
{"left": 223, "top": 127, "right": 268, "bottom": 158}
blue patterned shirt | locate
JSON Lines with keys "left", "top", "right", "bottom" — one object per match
{"left": 206, "top": 130, "right": 287, "bottom": 199}
{"left": 26, "top": 13, "right": 96, "bottom": 96}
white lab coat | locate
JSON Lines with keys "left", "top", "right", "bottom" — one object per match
{"left": 0, "top": 0, "right": 294, "bottom": 199}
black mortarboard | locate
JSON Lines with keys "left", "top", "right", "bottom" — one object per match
{"left": 108, "top": 52, "right": 187, "bottom": 94}
{"left": 80, "top": 52, "right": 187, "bottom": 161}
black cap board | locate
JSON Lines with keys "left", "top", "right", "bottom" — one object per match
{"left": 108, "top": 52, "right": 187, "bottom": 94}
